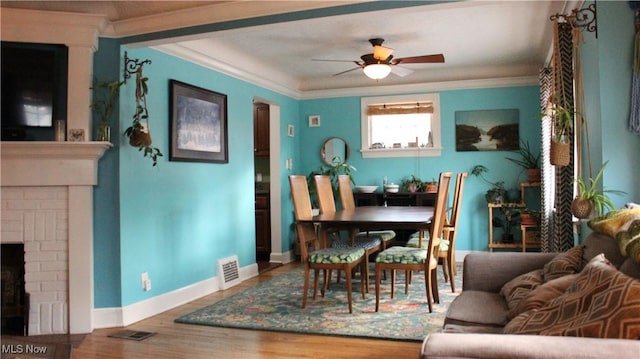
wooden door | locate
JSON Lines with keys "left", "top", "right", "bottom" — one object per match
{"left": 253, "top": 103, "right": 270, "bottom": 157}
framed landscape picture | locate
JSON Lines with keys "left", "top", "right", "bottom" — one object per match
{"left": 455, "top": 109, "right": 519, "bottom": 151}
{"left": 169, "top": 80, "right": 228, "bottom": 163}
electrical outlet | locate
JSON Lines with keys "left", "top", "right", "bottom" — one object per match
{"left": 141, "top": 272, "right": 151, "bottom": 291}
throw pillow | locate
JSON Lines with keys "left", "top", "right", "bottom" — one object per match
{"left": 507, "top": 273, "right": 578, "bottom": 320}
{"left": 500, "top": 269, "right": 544, "bottom": 311}
{"left": 588, "top": 207, "right": 640, "bottom": 238}
{"left": 542, "top": 245, "right": 585, "bottom": 282}
{"left": 616, "top": 219, "right": 640, "bottom": 263}
{"left": 504, "top": 254, "right": 640, "bottom": 339}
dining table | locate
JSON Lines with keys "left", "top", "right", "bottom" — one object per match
{"left": 300, "top": 206, "right": 435, "bottom": 248}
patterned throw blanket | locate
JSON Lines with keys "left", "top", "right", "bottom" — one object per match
{"left": 588, "top": 205, "right": 640, "bottom": 263}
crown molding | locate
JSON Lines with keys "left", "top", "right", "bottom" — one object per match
{"left": 0, "top": 8, "right": 106, "bottom": 50}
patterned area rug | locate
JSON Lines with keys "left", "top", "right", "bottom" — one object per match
{"left": 176, "top": 266, "right": 462, "bottom": 341}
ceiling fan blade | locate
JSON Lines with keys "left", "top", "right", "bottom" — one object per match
{"left": 390, "top": 65, "right": 413, "bottom": 77}
{"left": 312, "top": 58, "right": 359, "bottom": 63}
{"left": 392, "top": 54, "right": 445, "bottom": 64}
{"left": 373, "top": 45, "right": 394, "bottom": 61}
{"left": 332, "top": 66, "right": 363, "bottom": 76}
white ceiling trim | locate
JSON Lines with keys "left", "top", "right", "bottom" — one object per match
{"left": 152, "top": 43, "right": 301, "bottom": 99}
{"left": 104, "top": 1, "right": 367, "bottom": 39}
{"left": 299, "top": 76, "right": 540, "bottom": 100}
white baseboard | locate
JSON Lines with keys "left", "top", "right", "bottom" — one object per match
{"left": 93, "top": 263, "right": 259, "bottom": 329}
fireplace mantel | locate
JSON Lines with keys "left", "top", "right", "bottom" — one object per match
{"left": 1, "top": 141, "right": 112, "bottom": 186}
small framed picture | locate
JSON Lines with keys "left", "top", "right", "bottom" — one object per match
{"left": 308, "top": 115, "right": 321, "bottom": 127}
{"left": 287, "top": 124, "right": 295, "bottom": 137}
{"left": 68, "top": 129, "right": 85, "bottom": 142}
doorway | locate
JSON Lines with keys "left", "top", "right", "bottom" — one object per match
{"left": 254, "top": 102, "right": 271, "bottom": 266}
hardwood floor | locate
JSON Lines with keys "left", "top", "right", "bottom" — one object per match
{"left": 72, "top": 263, "right": 422, "bottom": 358}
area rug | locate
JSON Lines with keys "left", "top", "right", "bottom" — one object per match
{"left": 176, "top": 266, "right": 462, "bottom": 341}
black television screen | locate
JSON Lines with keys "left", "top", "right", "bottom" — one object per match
{"left": 1, "top": 41, "right": 68, "bottom": 140}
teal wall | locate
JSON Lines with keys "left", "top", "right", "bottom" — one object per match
{"left": 581, "top": 1, "right": 640, "bottom": 207}
{"left": 299, "top": 86, "right": 541, "bottom": 252}
{"left": 93, "top": 38, "right": 122, "bottom": 307}
{"left": 92, "top": 45, "right": 299, "bottom": 307}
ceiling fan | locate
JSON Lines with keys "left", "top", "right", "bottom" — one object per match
{"left": 313, "top": 38, "right": 445, "bottom": 80}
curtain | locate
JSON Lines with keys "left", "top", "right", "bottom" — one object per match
{"left": 540, "top": 21, "right": 576, "bottom": 253}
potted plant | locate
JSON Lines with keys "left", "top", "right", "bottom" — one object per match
{"left": 520, "top": 209, "right": 541, "bottom": 226}
{"left": 506, "top": 140, "right": 541, "bottom": 183}
{"left": 423, "top": 178, "right": 438, "bottom": 193}
{"left": 547, "top": 101, "right": 574, "bottom": 167}
{"left": 471, "top": 165, "right": 506, "bottom": 203}
{"left": 493, "top": 207, "right": 520, "bottom": 243}
{"left": 400, "top": 175, "right": 423, "bottom": 192}
{"left": 571, "top": 161, "right": 625, "bottom": 219}
{"left": 306, "top": 157, "right": 356, "bottom": 207}
{"left": 123, "top": 65, "right": 163, "bottom": 166}
{"left": 91, "top": 78, "right": 124, "bottom": 142}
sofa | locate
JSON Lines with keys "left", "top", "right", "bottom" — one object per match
{"left": 421, "top": 210, "right": 640, "bottom": 358}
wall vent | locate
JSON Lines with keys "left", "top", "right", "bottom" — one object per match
{"left": 217, "top": 255, "right": 241, "bottom": 290}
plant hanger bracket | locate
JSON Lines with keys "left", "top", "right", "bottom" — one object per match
{"left": 123, "top": 51, "right": 152, "bottom": 85}
{"left": 550, "top": 3, "right": 598, "bottom": 38}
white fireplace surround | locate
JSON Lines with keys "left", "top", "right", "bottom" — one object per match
{"left": 1, "top": 142, "right": 111, "bottom": 335}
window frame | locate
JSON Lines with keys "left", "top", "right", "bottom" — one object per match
{"left": 360, "top": 93, "right": 441, "bottom": 158}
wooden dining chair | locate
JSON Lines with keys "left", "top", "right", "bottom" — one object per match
{"left": 439, "top": 172, "right": 467, "bottom": 292}
{"left": 406, "top": 172, "right": 466, "bottom": 292}
{"left": 374, "top": 172, "right": 452, "bottom": 313}
{"left": 289, "top": 175, "right": 366, "bottom": 313}
{"left": 315, "top": 175, "right": 382, "bottom": 291}
{"left": 337, "top": 175, "right": 397, "bottom": 249}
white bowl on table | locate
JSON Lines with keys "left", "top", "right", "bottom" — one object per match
{"left": 384, "top": 184, "right": 400, "bottom": 193}
{"left": 354, "top": 185, "right": 378, "bottom": 193}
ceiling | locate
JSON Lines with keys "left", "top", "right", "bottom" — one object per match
{"left": 1, "top": 1, "right": 580, "bottom": 95}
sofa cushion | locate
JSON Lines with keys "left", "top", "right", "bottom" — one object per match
{"left": 583, "top": 232, "right": 626, "bottom": 267}
{"left": 504, "top": 254, "right": 640, "bottom": 339}
{"left": 500, "top": 269, "right": 543, "bottom": 313}
{"left": 542, "top": 244, "right": 584, "bottom": 281}
{"left": 445, "top": 290, "right": 509, "bottom": 327}
{"left": 507, "top": 273, "right": 578, "bottom": 320}
{"left": 621, "top": 257, "right": 640, "bottom": 279}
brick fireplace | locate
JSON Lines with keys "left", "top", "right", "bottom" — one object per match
{"left": 1, "top": 142, "right": 110, "bottom": 334}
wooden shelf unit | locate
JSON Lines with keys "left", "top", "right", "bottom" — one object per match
{"left": 488, "top": 182, "right": 541, "bottom": 252}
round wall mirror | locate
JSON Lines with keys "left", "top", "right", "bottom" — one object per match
{"left": 321, "top": 137, "right": 350, "bottom": 165}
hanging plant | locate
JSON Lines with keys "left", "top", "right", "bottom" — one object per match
{"left": 546, "top": 101, "right": 574, "bottom": 167}
{"left": 571, "top": 161, "right": 625, "bottom": 218}
{"left": 123, "top": 65, "right": 163, "bottom": 166}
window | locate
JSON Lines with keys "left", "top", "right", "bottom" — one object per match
{"left": 361, "top": 93, "right": 441, "bottom": 158}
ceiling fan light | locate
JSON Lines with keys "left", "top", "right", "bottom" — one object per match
{"left": 363, "top": 64, "right": 391, "bottom": 80}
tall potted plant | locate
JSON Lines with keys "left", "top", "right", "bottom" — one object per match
{"left": 571, "top": 161, "right": 625, "bottom": 218}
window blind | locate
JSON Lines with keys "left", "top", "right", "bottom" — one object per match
{"left": 366, "top": 102, "right": 433, "bottom": 115}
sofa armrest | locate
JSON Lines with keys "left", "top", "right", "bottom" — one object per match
{"left": 421, "top": 333, "right": 640, "bottom": 359}
{"left": 462, "top": 252, "right": 557, "bottom": 292}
